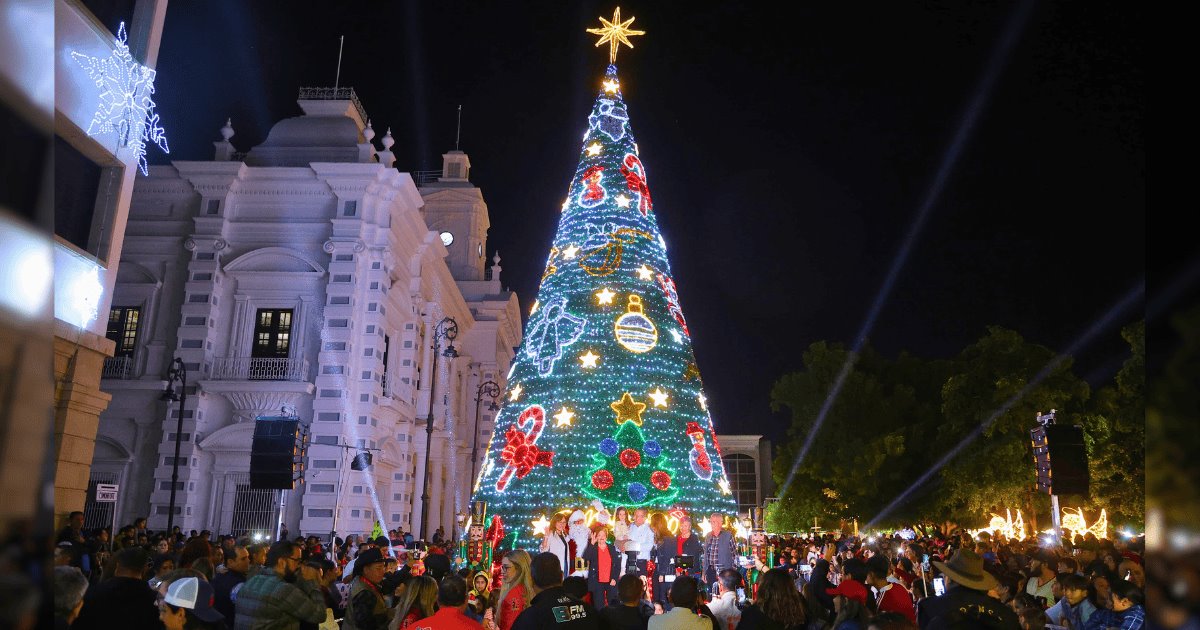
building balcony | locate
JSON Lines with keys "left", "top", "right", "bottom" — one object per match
{"left": 380, "top": 373, "right": 417, "bottom": 415}
{"left": 102, "top": 356, "right": 133, "bottom": 379}
{"left": 210, "top": 356, "right": 309, "bottom": 381}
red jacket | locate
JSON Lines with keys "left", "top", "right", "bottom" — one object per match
{"left": 410, "top": 605, "right": 482, "bottom": 629}
{"left": 875, "top": 582, "right": 916, "bottom": 624}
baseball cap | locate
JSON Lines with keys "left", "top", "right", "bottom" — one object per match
{"left": 164, "top": 577, "right": 225, "bottom": 623}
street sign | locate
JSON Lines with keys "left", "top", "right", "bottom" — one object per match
{"left": 95, "top": 483, "right": 119, "bottom": 503}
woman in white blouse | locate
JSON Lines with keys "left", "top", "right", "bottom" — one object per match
{"left": 540, "top": 512, "right": 571, "bottom": 574}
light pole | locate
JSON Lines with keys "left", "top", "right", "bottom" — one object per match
{"left": 470, "top": 379, "right": 501, "bottom": 485}
{"left": 159, "top": 357, "right": 187, "bottom": 535}
{"left": 420, "top": 316, "right": 458, "bottom": 541}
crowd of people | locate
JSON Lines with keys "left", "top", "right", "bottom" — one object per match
{"left": 51, "top": 506, "right": 1150, "bottom": 630}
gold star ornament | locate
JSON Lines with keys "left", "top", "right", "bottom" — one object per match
{"left": 610, "top": 392, "right": 647, "bottom": 426}
{"left": 587, "top": 7, "right": 646, "bottom": 64}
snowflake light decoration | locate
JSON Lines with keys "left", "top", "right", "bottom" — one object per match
{"left": 71, "top": 22, "right": 169, "bottom": 175}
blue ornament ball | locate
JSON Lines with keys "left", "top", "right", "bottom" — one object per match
{"left": 627, "top": 482, "right": 648, "bottom": 503}
{"left": 599, "top": 438, "right": 619, "bottom": 457}
{"left": 643, "top": 440, "right": 662, "bottom": 458}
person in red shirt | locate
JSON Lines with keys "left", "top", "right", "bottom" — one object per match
{"left": 417, "top": 575, "right": 483, "bottom": 629}
{"left": 893, "top": 556, "right": 918, "bottom": 589}
{"left": 865, "top": 554, "right": 916, "bottom": 624}
{"left": 493, "top": 550, "right": 534, "bottom": 630}
{"left": 581, "top": 523, "right": 621, "bottom": 608}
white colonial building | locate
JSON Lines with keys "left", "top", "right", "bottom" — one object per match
{"left": 94, "top": 89, "right": 521, "bottom": 541}
{"left": 718, "top": 435, "right": 775, "bottom": 516}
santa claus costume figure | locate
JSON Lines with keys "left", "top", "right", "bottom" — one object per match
{"left": 567, "top": 510, "right": 590, "bottom": 574}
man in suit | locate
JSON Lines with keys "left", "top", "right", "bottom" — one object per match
{"left": 581, "top": 523, "right": 622, "bottom": 608}
{"left": 701, "top": 513, "right": 735, "bottom": 590}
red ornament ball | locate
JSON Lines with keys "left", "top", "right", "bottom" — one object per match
{"left": 650, "top": 470, "right": 671, "bottom": 490}
{"left": 619, "top": 448, "right": 641, "bottom": 469}
{"left": 592, "top": 470, "right": 614, "bottom": 490}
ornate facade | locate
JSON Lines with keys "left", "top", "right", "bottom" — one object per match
{"left": 94, "top": 91, "right": 521, "bottom": 540}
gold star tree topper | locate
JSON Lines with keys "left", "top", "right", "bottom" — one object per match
{"left": 587, "top": 7, "right": 645, "bottom": 64}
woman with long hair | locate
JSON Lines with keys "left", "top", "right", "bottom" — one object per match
{"left": 389, "top": 575, "right": 437, "bottom": 630}
{"left": 540, "top": 514, "right": 570, "bottom": 575}
{"left": 178, "top": 538, "right": 211, "bottom": 570}
{"left": 493, "top": 550, "right": 535, "bottom": 630}
{"left": 736, "top": 568, "right": 810, "bottom": 630}
{"left": 648, "top": 513, "right": 676, "bottom": 607}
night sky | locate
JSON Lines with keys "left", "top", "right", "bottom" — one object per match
{"left": 123, "top": 1, "right": 1143, "bottom": 445}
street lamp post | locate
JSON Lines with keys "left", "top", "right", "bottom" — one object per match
{"left": 470, "top": 379, "right": 501, "bottom": 486}
{"left": 420, "top": 316, "right": 458, "bottom": 541}
{"left": 159, "top": 357, "right": 187, "bottom": 535}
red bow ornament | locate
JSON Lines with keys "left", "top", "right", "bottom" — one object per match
{"left": 500, "top": 426, "right": 554, "bottom": 478}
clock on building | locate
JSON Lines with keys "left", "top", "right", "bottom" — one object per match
{"left": 477, "top": 243, "right": 483, "bottom": 258}
{"left": 440, "top": 231, "right": 454, "bottom": 247}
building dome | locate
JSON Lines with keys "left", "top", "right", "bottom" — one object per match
{"left": 258, "top": 115, "right": 362, "bottom": 148}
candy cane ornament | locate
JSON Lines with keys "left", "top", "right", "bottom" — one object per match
{"left": 496, "top": 405, "right": 554, "bottom": 492}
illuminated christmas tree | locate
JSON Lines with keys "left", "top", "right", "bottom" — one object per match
{"left": 470, "top": 9, "right": 737, "bottom": 549}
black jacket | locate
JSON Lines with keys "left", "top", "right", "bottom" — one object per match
{"left": 72, "top": 576, "right": 163, "bottom": 630}
{"left": 916, "top": 585, "right": 1021, "bottom": 629}
{"left": 676, "top": 533, "right": 704, "bottom": 573}
{"left": 736, "top": 603, "right": 805, "bottom": 630}
{"left": 652, "top": 536, "right": 677, "bottom": 575}
{"left": 511, "top": 585, "right": 600, "bottom": 630}
{"left": 211, "top": 569, "right": 246, "bottom": 628}
{"left": 581, "top": 541, "right": 621, "bottom": 586}
{"left": 598, "top": 602, "right": 652, "bottom": 630}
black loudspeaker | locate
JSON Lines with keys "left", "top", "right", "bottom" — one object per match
{"left": 350, "top": 451, "right": 372, "bottom": 471}
{"left": 1045, "top": 424, "right": 1089, "bottom": 497}
{"left": 250, "top": 418, "right": 299, "bottom": 489}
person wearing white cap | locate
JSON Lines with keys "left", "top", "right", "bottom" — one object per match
{"left": 159, "top": 576, "right": 227, "bottom": 630}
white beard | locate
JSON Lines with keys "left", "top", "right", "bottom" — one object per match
{"left": 569, "top": 524, "right": 590, "bottom": 550}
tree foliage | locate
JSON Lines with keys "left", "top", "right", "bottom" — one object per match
{"left": 768, "top": 323, "right": 1143, "bottom": 531}
{"left": 1146, "top": 309, "right": 1199, "bottom": 528}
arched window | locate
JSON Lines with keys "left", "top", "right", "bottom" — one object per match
{"left": 721, "top": 453, "right": 758, "bottom": 513}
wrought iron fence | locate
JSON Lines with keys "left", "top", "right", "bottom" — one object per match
{"left": 297, "top": 86, "right": 368, "bottom": 127}
{"left": 210, "top": 357, "right": 308, "bottom": 381}
{"left": 101, "top": 356, "right": 133, "bottom": 379}
{"left": 83, "top": 472, "right": 119, "bottom": 531}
